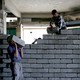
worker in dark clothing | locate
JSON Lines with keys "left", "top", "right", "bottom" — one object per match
{"left": 47, "top": 9, "right": 66, "bottom": 34}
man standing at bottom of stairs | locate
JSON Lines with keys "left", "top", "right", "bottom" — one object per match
{"left": 7, "top": 35, "right": 24, "bottom": 80}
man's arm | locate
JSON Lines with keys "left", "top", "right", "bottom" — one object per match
{"left": 50, "top": 18, "right": 54, "bottom": 28}
{"left": 14, "top": 42, "right": 18, "bottom": 58}
{"left": 20, "top": 47, "right": 23, "bottom": 58}
{"left": 59, "top": 15, "right": 66, "bottom": 29}
{"left": 7, "top": 47, "right": 10, "bottom": 59}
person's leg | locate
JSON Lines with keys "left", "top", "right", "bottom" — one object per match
{"left": 58, "top": 27, "right": 66, "bottom": 34}
{"left": 10, "top": 62, "right": 15, "bottom": 80}
{"left": 47, "top": 27, "right": 53, "bottom": 34}
{"left": 47, "top": 27, "right": 58, "bottom": 34}
{"left": 13, "top": 62, "right": 20, "bottom": 80}
{"left": 61, "top": 27, "right": 66, "bottom": 29}
{"left": 19, "top": 63, "right": 24, "bottom": 80}
{"left": 52, "top": 27, "right": 60, "bottom": 34}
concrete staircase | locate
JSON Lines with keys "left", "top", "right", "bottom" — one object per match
{"left": 1, "top": 29, "right": 80, "bottom": 80}
{"left": 0, "top": 34, "right": 8, "bottom": 80}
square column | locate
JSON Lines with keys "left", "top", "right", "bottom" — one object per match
{"left": 0, "top": 0, "right": 7, "bottom": 34}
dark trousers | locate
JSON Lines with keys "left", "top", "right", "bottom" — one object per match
{"left": 47, "top": 27, "right": 66, "bottom": 34}
{"left": 10, "top": 62, "right": 15, "bottom": 80}
{"left": 10, "top": 62, "right": 24, "bottom": 80}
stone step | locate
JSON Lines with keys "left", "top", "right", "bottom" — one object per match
{"left": 37, "top": 39, "right": 80, "bottom": 45}
{"left": 43, "top": 34, "right": 80, "bottom": 40}
{"left": 0, "top": 45, "right": 8, "bottom": 49}
{"left": 61, "top": 29, "right": 80, "bottom": 35}
{"left": 27, "top": 44, "right": 80, "bottom": 50}
{"left": 23, "top": 54, "right": 80, "bottom": 59}
{"left": 22, "top": 59, "right": 80, "bottom": 64}
{"left": 3, "top": 77, "right": 12, "bottom": 80}
{"left": 1, "top": 32, "right": 80, "bottom": 80}
{"left": 0, "top": 34, "right": 8, "bottom": 39}
{"left": 23, "top": 49, "right": 80, "bottom": 54}
{"left": 25, "top": 44, "right": 79, "bottom": 49}
{"left": 0, "top": 73, "right": 11, "bottom": 77}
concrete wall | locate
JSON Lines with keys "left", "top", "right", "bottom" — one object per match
{"left": 23, "top": 29, "right": 80, "bottom": 80}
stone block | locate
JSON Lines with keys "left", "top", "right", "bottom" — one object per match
{"left": 30, "top": 64, "right": 42, "bottom": 68}
{"left": 72, "top": 78, "right": 80, "bottom": 80}
{"left": 49, "top": 78, "right": 60, "bottom": 80}
{"left": 61, "top": 30, "right": 73, "bottom": 34}
{"left": 49, "top": 69, "right": 60, "bottom": 72}
{"left": 49, "top": 59, "right": 60, "bottom": 63}
{"left": 23, "top": 73, "right": 31, "bottom": 77}
{"left": 60, "top": 78, "right": 71, "bottom": 80}
{"left": 31, "top": 73, "right": 42, "bottom": 77}
{"left": 37, "top": 78, "right": 48, "bottom": 80}
{"left": 73, "top": 59, "right": 80, "bottom": 63}
{"left": 60, "top": 59, "right": 72, "bottom": 63}
{"left": 0, "top": 34, "right": 7, "bottom": 39}
{"left": 36, "top": 59, "right": 48, "bottom": 63}
{"left": 66, "top": 73, "right": 77, "bottom": 78}
{"left": 67, "top": 64, "right": 79, "bottom": 68}
{"left": 67, "top": 45, "right": 79, "bottom": 49}
{"left": 42, "top": 73, "right": 53, "bottom": 78}
{"left": 24, "top": 78, "right": 36, "bottom": 80}
{"left": 54, "top": 73, "right": 66, "bottom": 77}
{"left": 12, "top": 35, "right": 25, "bottom": 47}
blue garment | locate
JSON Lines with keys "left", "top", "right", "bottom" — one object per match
{"left": 7, "top": 45, "right": 22, "bottom": 62}
{"left": 7, "top": 44, "right": 24, "bottom": 80}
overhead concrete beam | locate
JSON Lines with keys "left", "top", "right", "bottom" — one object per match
{"left": 5, "top": 0, "right": 21, "bottom": 17}
{"left": 21, "top": 13, "right": 52, "bottom": 18}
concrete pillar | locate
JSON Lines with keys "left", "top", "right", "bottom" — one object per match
{"left": 0, "top": 0, "right": 3, "bottom": 34}
{"left": 3, "top": 11, "right": 7, "bottom": 34}
{"left": 0, "top": 0, "right": 7, "bottom": 34}
{"left": 2, "top": 0, "right": 7, "bottom": 34}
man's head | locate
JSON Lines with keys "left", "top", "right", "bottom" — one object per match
{"left": 7, "top": 35, "right": 14, "bottom": 44}
{"left": 7, "top": 35, "right": 13, "bottom": 44}
{"left": 51, "top": 9, "right": 59, "bottom": 16}
{"left": 7, "top": 36, "right": 17, "bottom": 46}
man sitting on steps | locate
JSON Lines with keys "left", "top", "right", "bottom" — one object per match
{"left": 47, "top": 9, "right": 66, "bottom": 34}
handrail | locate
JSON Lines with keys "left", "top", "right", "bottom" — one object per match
{"left": 32, "top": 38, "right": 41, "bottom": 44}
